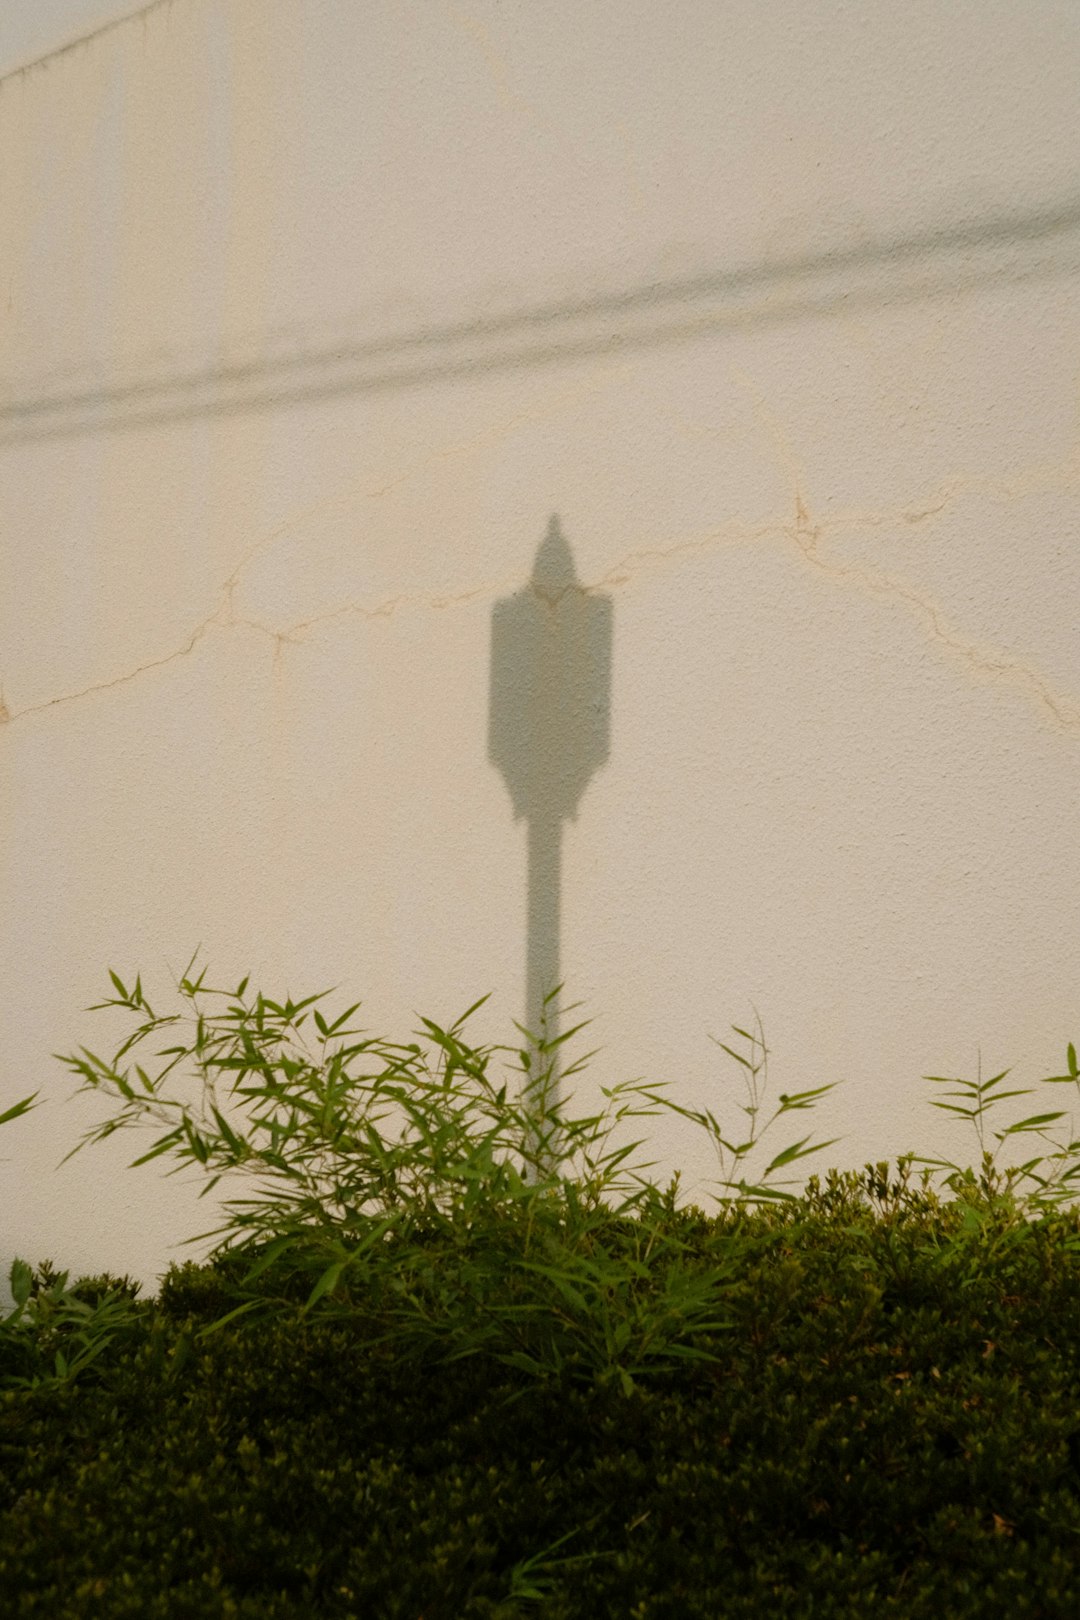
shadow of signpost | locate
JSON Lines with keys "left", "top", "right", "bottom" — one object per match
{"left": 489, "top": 518, "right": 613, "bottom": 1120}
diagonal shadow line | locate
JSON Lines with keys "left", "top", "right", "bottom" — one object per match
{"left": 0, "top": 0, "right": 171, "bottom": 88}
{"left": 7, "top": 193, "right": 1080, "bottom": 423}
{"left": 5, "top": 254, "right": 1078, "bottom": 450}
{"left": 3, "top": 200, "right": 1079, "bottom": 445}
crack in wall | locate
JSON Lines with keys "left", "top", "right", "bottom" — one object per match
{"left": 438, "top": 1, "right": 545, "bottom": 130}
{"left": 3, "top": 372, "right": 1078, "bottom": 733}
{"left": 724, "top": 371, "right": 1080, "bottom": 730}
{"left": 6, "top": 465, "right": 1077, "bottom": 734}
{"left": 0, "top": 574, "right": 537, "bottom": 727}
{"left": 789, "top": 493, "right": 1080, "bottom": 731}
{"left": 1, "top": 369, "right": 626, "bottom": 725}
{"left": 3, "top": 612, "right": 225, "bottom": 726}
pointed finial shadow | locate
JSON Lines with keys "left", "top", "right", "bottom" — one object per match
{"left": 531, "top": 514, "right": 578, "bottom": 597}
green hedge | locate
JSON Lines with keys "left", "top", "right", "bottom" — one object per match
{"left": 6, "top": 972, "right": 1080, "bottom": 1613}
{"left": 4, "top": 1185, "right": 1080, "bottom": 1618}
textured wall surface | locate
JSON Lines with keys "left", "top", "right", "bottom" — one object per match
{"left": 3, "top": 0, "right": 1080, "bottom": 1290}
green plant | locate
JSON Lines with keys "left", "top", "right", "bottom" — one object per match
{"left": 505, "top": 1525, "right": 613, "bottom": 1604}
{"left": 910, "top": 1043, "right": 1080, "bottom": 1216}
{"left": 665, "top": 1012, "right": 841, "bottom": 1204}
{"left": 7, "top": 1198, "right": 1080, "bottom": 1619}
{"left": 15, "top": 970, "right": 1080, "bottom": 1614}
{"left": 0, "top": 1092, "right": 39, "bottom": 1129}
{"left": 54, "top": 963, "right": 839, "bottom": 1392}
{"left": 1, "top": 1258, "right": 143, "bottom": 1390}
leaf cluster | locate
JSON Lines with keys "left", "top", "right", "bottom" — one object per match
{"left": 912, "top": 1043, "right": 1080, "bottom": 1213}
{"left": 0, "top": 1259, "right": 143, "bottom": 1390}
{"left": 42, "top": 968, "right": 838, "bottom": 1391}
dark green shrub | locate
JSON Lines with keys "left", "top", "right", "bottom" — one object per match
{"left": 5, "top": 968, "right": 1080, "bottom": 1614}
{"left": 4, "top": 1197, "right": 1080, "bottom": 1618}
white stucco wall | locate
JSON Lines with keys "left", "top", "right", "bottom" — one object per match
{"left": 3, "top": 0, "right": 1080, "bottom": 1292}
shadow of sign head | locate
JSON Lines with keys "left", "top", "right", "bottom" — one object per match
{"left": 489, "top": 517, "right": 613, "bottom": 823}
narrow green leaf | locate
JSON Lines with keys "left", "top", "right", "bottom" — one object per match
{"left": 998, "top": 1112, "right": 1067, "bottom": 1135}
{"left": 776, "top": 1083, "right": 836, "bottom": 1107}
{"left": 731, "top": 1181, "right": 798, "bottom": 1202}
{"left": 210, "top": 1106, "right": 247, "bottom": 1158}
{"left": 327, "top": 1003, "right": 362, "bottom": 1035}
{"left": 195, "top": 1298, "right": 267, "bottom": 1339}
{"left": 240, "top": 1234, "right": 298, "bottom": 1285}
{"left": 185, "top": 1126, "right": 210, "bottom": 1165}
{"left": 452, "top": 994, "right": 492, "bottom": 1029}
{"left": 130, "top": 1129, "right": 184, "bottom": 1168}
{"left": 0, "top": 1092, "right": 38, "bottom": 1127}
{"left": 9, "top": 1258, "right": 33, "bottom": 1308}
{"left": 305, "top": 1260, "right": 346, "bottom": 1310}
{"left": 764, "top": 1135, "right": 842, "bottom": 1174}
{"left": 715, "top": 1043, "right": 754, "bottom": 1071}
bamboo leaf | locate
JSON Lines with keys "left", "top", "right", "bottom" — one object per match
{"left": 305, "top": 1260, "right": 347, "bottom": 1310}
{"left": 764, "top": 1135, "right": 841, "bottom": 1174}
{"left": 9, "top": 1258, "right": 33, "bottom": 1308}
{"left": 0, "top": 1092, "right": 38, "bottom": 1127}
{"left": 714, "top": 1043, "right": 754, "bottom": 1071}
{"left": 240, "top": 1234, "right": 299, "bottom": 1285}
{"left": 129, "top": 1129, "right": 185, "bottom": 1168}
{"left": 997, "top": 1112, "right": 1067, "bottom": 1135}
{"left": 195, "top": 1298, "right": 267, "bottom": 1339}
{"left": 776, "top": 1084, "right": 837, "bottom": 1110}
{"left": 210, "top": 1106, "right": 247, "bottom": 1158}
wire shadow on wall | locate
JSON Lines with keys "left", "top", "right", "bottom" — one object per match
{"left": 489, "top": 517, "right": 613, "bottom": 1103}
{"left": 7, "top": 194, "right": 1080, "bottom": 443}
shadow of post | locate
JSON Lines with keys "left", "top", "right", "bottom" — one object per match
{"left": 489, "top": 518, "right": 613, "bottom": 1133}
